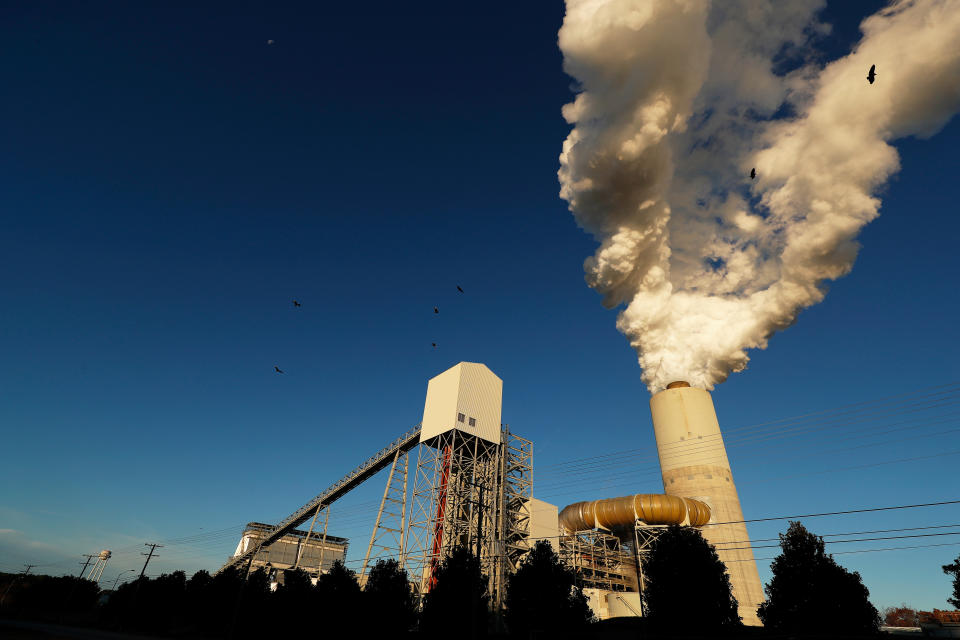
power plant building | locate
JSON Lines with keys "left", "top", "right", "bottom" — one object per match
{"left": 222, "top": 363, "right": 764, "bottom": 625}
{"left": 232, "top": 522, "right": 348, "bottom": 579}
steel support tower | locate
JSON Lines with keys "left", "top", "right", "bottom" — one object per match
{"left": 405, "top": 426, "right": 532, "bottom": 608}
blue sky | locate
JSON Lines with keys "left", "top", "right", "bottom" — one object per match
{"left": 2, "top": 0, "right": 959, "bottom": 611}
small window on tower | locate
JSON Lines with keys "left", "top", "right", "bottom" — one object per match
{"left": 469, "top": 417, "right": 476, "bottom": 427}
{"left": 457, "top": 413, "right": 465, "bottom": 423}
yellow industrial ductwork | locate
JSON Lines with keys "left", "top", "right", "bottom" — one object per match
{"left": 559, "top": 493, "right": 711, "bottom": 533}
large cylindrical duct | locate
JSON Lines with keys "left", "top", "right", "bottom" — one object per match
{"left": 650, "top": 382, "right": 765, "bottom": 626}
{"left": 559, "top": 493, "right": 711, "bottom": 533}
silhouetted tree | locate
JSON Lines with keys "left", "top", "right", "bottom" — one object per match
{"left": 181, "top": 565, "right": 270, "bottom": 639}
{"left": 192, "top": 566, "right": 244, "bottom": 636}
{"left": 363, "top": 558, "right": 417, "bottom": 634}
{"left": 234, "top": 568, "right": 271, "bottom": 639}
{"left": 504, "top": 540, "right": 592, "bottom": 637}
{"left": 101, "top": 571, "right": 189, "bottom": 633}
{"left": 421, "top": 546, "right": 489, "bottom": 637}
{"left": 316, "top": 560, "right": 361, "bottom": 622}
{"left": 185, "top": 569, "right": 212, "bottom": 629}
{"left": 883, "top": 605, "right": 919, "bottom": 627}
{"left": 758, "top": 521, "right": 880, "bottom": 634}
{"left": 642, "top": 525, "right": 740, "bottom": 628}
{"left": 944, "top": 554, "right": 960, "bottom": 608}
{"left": 272, "top": 568, "right": 316, "bottom": 636}
{"left": 0, "top": 573, "right": 99, "bottom": 621}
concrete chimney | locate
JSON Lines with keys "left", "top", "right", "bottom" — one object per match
{"left": 650, "top": 383, "right": 764, "bottom": 626}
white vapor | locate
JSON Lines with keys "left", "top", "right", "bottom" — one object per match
{"left": 558, "top": 0, "right": 960, "bottom": 392}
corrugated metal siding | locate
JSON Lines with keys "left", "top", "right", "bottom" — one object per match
{"left": 420, "top": 365, "right": 461, "bottom": 441}
{"left": 420, "top": 362, "right": 502, "bottom": 444}
{"left": 456, "top": 363, "right": 502, "bottom": 444}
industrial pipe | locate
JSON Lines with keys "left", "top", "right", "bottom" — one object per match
{"left": 558, "top": 493, "right": 711, "bottom": 533}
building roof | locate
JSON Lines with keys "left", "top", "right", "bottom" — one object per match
{"left": 243, "top": 522, "right": 348, "bottom": 545}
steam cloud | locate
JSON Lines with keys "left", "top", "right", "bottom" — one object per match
{"left": 559, "top": 0, "right": 960, "bottom": 392}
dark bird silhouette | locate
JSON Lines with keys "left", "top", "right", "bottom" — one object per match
{"left": 750, "top": 167, "right": 756, "bottom": 180}
{"left": 432, "top": 343, "right": 437, "bottom": 348}
{"left": 434, "top": 306, "right": 439, "bottom": 314}
{"left": 867, "top": 64, "right": 876, "bottom": 84}
{"left": 456, "top": 286, "right": 464, "bottom": 293}
{"left": 292, "top": 300, "right": 301, "bottom": 308}
{"left": 274, "top": 366, "right": 284, "bottom": 374}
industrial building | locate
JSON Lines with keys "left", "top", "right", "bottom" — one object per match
{"left": 232, "top": 522, "right": 348, "bottom": 584}
{"left": 221, "top": 363, "right": 763, "bottom": 624}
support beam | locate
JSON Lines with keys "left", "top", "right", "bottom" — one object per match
{"left": 218, "top": 424, "right": 421, "bottom": 574}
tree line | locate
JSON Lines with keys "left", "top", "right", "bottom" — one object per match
{"left": 0, "top": 545, "right": 589, "bottom": 638}
{"left": 2, "top": 521, "right": 959, "bottom": 637}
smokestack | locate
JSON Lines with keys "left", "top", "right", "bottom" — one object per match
{"left": 650, "top": 383, "right": 763, "bottom": 626}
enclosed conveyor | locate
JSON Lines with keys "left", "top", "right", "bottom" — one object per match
{"left": 559, "top": 493, "right": 711, "bottom": 533}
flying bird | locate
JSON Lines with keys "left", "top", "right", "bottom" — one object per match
{"left": 456, "top": 286, "right": 464, "bottom": 293}
{"left": 292, "top": 300, "right": 301, "bottom": 308}
{"left": 750, "top": 167, "right": 756, "bottom": 180}
{"left": 432, "top": 343, "right": 437, "bottom": 348}
{"left": 434, "top": 306, "right": 439, "bottom": 314}
{"left": 267, "top": 39, "right": 275, "bottom": 45}
{"left": 867, "top": 64, "right": 876, "bottom": 84}
{"left": 274, "top": 366, "right": 284, "bottom": 374}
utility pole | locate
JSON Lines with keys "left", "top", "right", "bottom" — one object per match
{"left": 78, "top": 554, "right": 97, "bottom": 578}
{"left": 1, "top": 565, "right": 35, "bottom": 606}
{"left": 139, "top": 543, "right": 163, "bottom": 579}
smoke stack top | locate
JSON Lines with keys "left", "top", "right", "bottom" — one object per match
{"left": 666, "top": 381, "right": 690, "bottom": 390}
{"left": 558, "top": 0, "right": 960, "bottom": 393}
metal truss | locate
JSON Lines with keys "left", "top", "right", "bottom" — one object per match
{"left": 631, "top": 523, "right": 668, "bottom": 599}
{"left": 406, "top": 429, "right": 501, "bottom": 596}
{"left": 290, "top": 504, "right": 334, "bottom": 577}
{"left": 220, "top": 424, "right": 421, "bottom": 574}
{"left": 360, "top": 448, "right": 410, "bottom": 579}
{"left": 404, "top": 427, "right": 532, "bottom": 612}
{"left": 491, "top": 428, "right": 532, "bottom": 605}
{"left": 559, "top": 530, "right": 635, "bottom": 592}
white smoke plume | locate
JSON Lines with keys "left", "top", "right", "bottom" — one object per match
{"left": 559, "top": 0, "right": 960, "bottom": 392}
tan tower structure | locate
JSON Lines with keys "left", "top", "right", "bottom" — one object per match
{"left": 650, "top": 382, "right": 764, "bottom": 626}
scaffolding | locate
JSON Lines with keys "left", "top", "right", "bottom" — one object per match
{"left": 559, "top": 531, "right": 635, "bottom": 592}
{"left": 492, "top": 428, "right": 532, "bottom": 603}
{"left": 405, "top": 427, "right": 532, "bottom": 609}
{"left": 629, "top": 523, "right": 668, "bottom": 598}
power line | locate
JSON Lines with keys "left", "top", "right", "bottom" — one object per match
{"left": 532, "top": 444, "right": 960, "bottom": 504}
{"left": 706, "top": 498, "right": 960, "bottom": 527}
{"left": 715, "top": 522, "right": 960, "bottom": 544}
{"left": 725, "top": 540, "right": 960, "bottom": 562}
{"left": 530, "top": 401, "right": 960, "bottom": 493}
{"left": 535, "top": 397, "right": 960, "bottom": 480}
{"left": 721, "top": 530, "right": 960, "bottom": 551}
{"left": 535, "top": 383, "right": 960, "bottom": 475}
{"left": 523, "top": 499, "right": 960, "bottom": 543}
